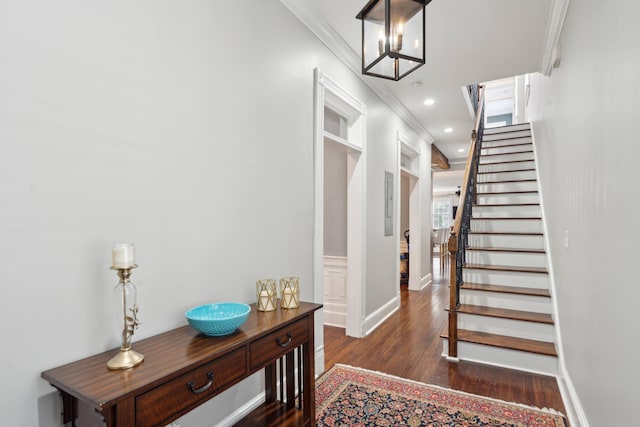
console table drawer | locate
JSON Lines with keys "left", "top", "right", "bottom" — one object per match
{"left": 136, "top": 347, "right": 247, "bottom": 427}
{"left": 250, "top": 317, "right": 309, "bottom": 370}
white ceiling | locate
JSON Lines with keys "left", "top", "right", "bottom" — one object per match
{"left": 283, "top": 0, "right": 554, "bottom": 191}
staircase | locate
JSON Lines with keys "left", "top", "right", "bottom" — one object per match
{"left": 442, "top": 123, "right": 559, "bottom": 375}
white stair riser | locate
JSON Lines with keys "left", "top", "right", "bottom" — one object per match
{"left": 484, "top": 124, "right": 531, "bottom": 135}
{"left": 442, "top": 340, "right": 558, "bottom": 375}
{"left": 457, "top": 313, "right": 555, "bottom": 341}
{"left": 481, "top": 144, "right": 533, "bottom": 156}
{"left": 480, "top": 152, "right": 534, "bottom": 164}
{"left": 477, "top": 193, "right": 539, "bottom": 204}
{"left": 471, "top": 218, "right": 542, "bottom": 233}
{"left": 463, "top": 269, "right": 549, "bottom": 288}
{"left": 482, "top": 136, "right": 533, "bottom": 149}
{"left": 483, "top": 130, "right": 532, "bottom": 141}
{"left": 468, "top": 233, "right": 544, "bottom": 249}
{"left": 477, "top": 170, "right": 537, "bottom": 182}
{"left": 476, "top": 181, "right": 538, "bottom": 193}
{"left": 479, "top": 160, "right": 535, "bottom": 173}
{"left": 459, "top": 291, "right": 552, "bottom": 314}
{"left": 465, "top": 250, "right": 547, "bottom": 268}
{"left": 472, "top": 205, "right": 541, "bottom": 218}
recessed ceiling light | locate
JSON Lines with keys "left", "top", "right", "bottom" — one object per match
{"left": 457, "top": 148, "right": 464, "bottom": 153}
{"left": 444, "top": 127, "right": 453, "bottom": 133}
{"left": 423, "top": 98, "right": 435, "bottom": 106}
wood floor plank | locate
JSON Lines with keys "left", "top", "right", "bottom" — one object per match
{"left": 323, "top": 261, "right": 567, "bottom": 419}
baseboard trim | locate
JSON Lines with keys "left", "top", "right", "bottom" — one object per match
{"left": 315, "top": 345, "right": 325, "bottom": 378}
{"left": 213, "top": 391, "right": 265, "bottom": 427}
{"left": 557, "top": 365, "right": 589, "bottom": 427}
{"left": 362, "top": 296, "right": 399, "bottom": 336}
{"left": 419, "top": 274, "right": 433, "bottom": 290}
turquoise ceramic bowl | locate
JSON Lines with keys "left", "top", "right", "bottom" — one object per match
{"left": 185, "top": 302, "right": 251, "bottom": 336}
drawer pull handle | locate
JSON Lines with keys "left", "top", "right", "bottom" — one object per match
{"left": 276, "top": 332, "right": 292, "bottom": 348}
{"left": 187, "top": 371, "right": 214, "bottom": 394}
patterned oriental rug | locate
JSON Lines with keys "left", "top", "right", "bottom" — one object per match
{"left": 316, "top": 365, "right": 566, "bottom": 427}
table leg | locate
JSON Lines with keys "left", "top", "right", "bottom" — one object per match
{"left": 264, "top": 362, "right": 277, "bottom": 403}
{"left": 55, "top": 388, "right": 77, "bottom": 426}
{"left": 302, "top": 324, "right": 315, "bottom": 422}
{"left": 285, "top": 350, "right": 295, "bottom": 409}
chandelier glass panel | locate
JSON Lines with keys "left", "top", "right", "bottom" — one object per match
{"left": 357, "top": 0, "right": 431, "bottom": 81}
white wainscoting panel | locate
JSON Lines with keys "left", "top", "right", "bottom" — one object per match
{"left": 323, "top": 256, "right": 348, "bottom": 328}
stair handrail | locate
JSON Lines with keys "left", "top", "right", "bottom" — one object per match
{"left": 447, "top": 84, "right": 485, "bottom": 358}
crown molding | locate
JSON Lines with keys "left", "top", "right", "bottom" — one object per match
{"left": 540, "top": 0, "right": 570, "bottom": 76}
{"left": 280, "top": 0, "right": 435, "bottom": 144}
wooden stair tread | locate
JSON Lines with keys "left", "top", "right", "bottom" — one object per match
{"left": 478, "top": 168, "right": 536, "bottom": 175}
{"left": 455, "top": 304, "right": 553, "bottom": 324}
{"left": 441, "top": 328, "right": 557, "bottom": 357}
{"left": 460, "top": 282, "right": 550, "bottom": 297}
{"left": 468, "top": 231, "right": 543, "bottom": 236}
{"left": 481, "top": 150, "right": 534, "bottom": 157}
{"left": 466, "top": 247, "right": 545, "bottom": 254}
{"left": 463, "top": 263, "right": 548, "bottom": 274}
{"left": 471, "top": 217, "right": 541, "bottom": 220}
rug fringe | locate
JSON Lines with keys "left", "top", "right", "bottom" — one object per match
{"left": 329, "top": 364, "right": 566, "bottom": 418}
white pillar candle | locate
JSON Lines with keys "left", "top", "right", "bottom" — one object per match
{"left": 112, "top": 244, "right": 135, "bottom": 268}
{"left": 261, "top": 290, "right": 275, "bottom": 311}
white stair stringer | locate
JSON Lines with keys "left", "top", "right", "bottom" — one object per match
{"left": 443, "top": 123, "right": 560, "bottom": 375}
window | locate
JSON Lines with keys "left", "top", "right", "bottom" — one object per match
{"left": 433, "top": 199, "right": 451, "bottom": 229}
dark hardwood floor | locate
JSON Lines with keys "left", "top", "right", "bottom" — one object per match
{"left": 323, "top": 256, "right": 567, "bottom": 418}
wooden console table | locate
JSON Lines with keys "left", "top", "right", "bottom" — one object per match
{"left": 42, "top": 301, "right": 322, "bottom": 426}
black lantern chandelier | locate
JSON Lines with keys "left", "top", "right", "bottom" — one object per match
{"left": 356, "top": 0, "right": 432, "bottom": 81}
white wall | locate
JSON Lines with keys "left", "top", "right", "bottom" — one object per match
{"left": 527, "top": 1, "right": 640, "bottom": 425}
{"left": 0, "top": 1, "right": 430, "bottom": 425}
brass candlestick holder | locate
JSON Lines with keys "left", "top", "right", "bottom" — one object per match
{"left": 107, "top": 265, "right": 144, "bottom": 370}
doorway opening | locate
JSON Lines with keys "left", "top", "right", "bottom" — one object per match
{"left": 397, "top": 133, "right": 421, "bottom": 292}
{"left": 313, "top": 69, "right": 366, "bottom": 348}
